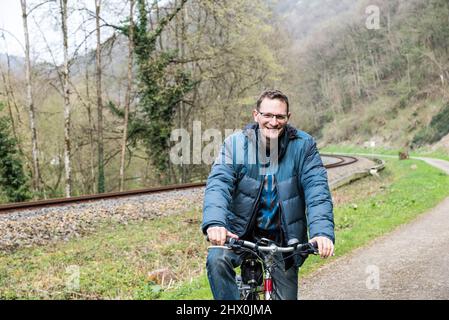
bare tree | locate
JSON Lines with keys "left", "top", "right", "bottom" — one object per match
{"left": 20, "top": 0, "right": 42, "bottom": 196}
{"left": 81, "top": 9, "right": 96, "bottom": 194}
{"left": 119, "top": 0, "right": 135, "bottom": 191}
{"left": 175, "top": 0, "right": 187, "bottom": 183}
{"left": 59, "top": 0, "right": 72, "bottom": 197}
{"left": 95, "top": 0, "right": 105, "bottom": 193}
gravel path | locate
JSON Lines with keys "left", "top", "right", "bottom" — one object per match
{"left": 299, "top": 157, "right": 449, "bottom": 300}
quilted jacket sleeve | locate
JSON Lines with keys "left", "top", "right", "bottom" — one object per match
{"left": 201, "top": 135, "right": 238, "bottom": 235}
{"left": 300, "top": 138, "right": 335, "bottom": 243}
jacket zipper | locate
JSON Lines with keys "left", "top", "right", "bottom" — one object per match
{"left": 273, "top": 175, "right": 289, "bottom": 243}
{"left": 241, "top": 178, "right": 264, "bottom": 238}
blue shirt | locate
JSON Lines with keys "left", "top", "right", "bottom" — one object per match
{"left": 256, "top": 175, "right": 280, "bottom": 237}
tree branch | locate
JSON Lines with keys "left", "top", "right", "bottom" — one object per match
{"left": 28, "top": 0, "right": 56, "bottom": 16}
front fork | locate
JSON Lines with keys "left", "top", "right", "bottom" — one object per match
{"left": 264, "top": 277, "right": 273, "bottom": 300}
{"left": 263, "top": 260, "right": 274, "bottom": 300}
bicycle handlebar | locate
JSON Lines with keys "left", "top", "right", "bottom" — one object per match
{"left": 208, "top": 238, "right": 318, "bottom": 255}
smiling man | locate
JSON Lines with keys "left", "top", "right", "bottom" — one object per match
{"left": 202, "top": 89, "right": 335, "bottom": 300}
{"left": 254, "top": 92, "right": 290, "bottom": 141}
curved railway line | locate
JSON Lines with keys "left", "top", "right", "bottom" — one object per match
{"left": 0, "top": 154, "right": 358, "bottom": 214}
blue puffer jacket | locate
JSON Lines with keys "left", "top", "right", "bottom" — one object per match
{"left": 202, "top": 123, "right": 334, "bottom": 267}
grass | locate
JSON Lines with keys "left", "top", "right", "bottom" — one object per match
{"left": 1, "top": 157, "right": 449, "bottom": 299}
{"left": 0, "top": 205, "right": 208, "bottom": 299}
{"left": 321, "top": 144, "right": 449, "bottom": 161}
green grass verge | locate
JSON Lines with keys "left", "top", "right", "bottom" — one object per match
{"left": 0, "top": 207, "right": 207, "bottom": 299}
{"left": 1, "top": 157, "right": 449, "bottom": 299}
{"left": 321, "top": 144, "right": 449, "bottom": 161}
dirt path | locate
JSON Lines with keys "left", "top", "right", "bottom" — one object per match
{"left": 299, "top": 157, "right": 449, "bottom": 300}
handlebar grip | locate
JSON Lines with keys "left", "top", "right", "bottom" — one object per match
{"left": 205, "top": 235, "right": 241, "bottom": 246}
{"left": 308, "top": 241, "right": 319, "bottom": 254}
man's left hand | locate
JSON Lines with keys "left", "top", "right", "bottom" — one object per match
{"left": 309, "top": 236, "right": 334, "bottom": 259}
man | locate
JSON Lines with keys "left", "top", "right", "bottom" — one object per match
{"left": 202, "top": 89, "right": 334, "bottom": 300}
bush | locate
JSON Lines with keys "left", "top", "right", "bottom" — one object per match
{"left": 0, "top": 103, "right": 31, "bottom": 202}
{"left": 411, "top": 103, "right": 449, "bottom": 147}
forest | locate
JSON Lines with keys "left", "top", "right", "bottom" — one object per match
{"left": 0, "top": 0, "right": 448, "bottom": 202}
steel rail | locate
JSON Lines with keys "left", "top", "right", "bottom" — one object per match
{"left": 321, "top": 154, "right": 358, "bottom": 168}
{"left": 0, "top": 182, "right": 205, "bottom": 213}
{"left": 0, "top": 155, "right": 358, "bottom": 213}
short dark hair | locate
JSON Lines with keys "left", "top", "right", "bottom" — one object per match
{"left": 256, "top": 89, "right": 289, "bottom": 113}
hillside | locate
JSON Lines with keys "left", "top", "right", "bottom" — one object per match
{"left": 277, "top": 0, "right": 449, "bottom": 151}
{"left": 0, "top": 54, "right": 24, "bottom": 75}
{"left": 4, "top": 0, "right": 448, "bottom": 151}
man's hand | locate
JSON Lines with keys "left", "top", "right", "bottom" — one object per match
{"left": 207, "top": 226, "right": 238, "bottom": 246}
{"left": 309, "top": 236, "right": 334, "bottom": 258}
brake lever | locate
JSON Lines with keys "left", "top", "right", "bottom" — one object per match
{"left": 297, "top": 242, "right": 319, "bottom": 256}
{"left": 308, "top": 242, "right": 319, "bottom": 255}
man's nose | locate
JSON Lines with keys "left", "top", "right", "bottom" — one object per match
{"left": 269, "top": 116, "right": 280, "bottom": 126}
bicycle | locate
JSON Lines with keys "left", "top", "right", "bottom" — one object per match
{"left": 208, "top": 237, "right": 318, "bottom": 300}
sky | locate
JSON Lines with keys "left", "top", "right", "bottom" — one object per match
{"left": 0, "top": 0, "right": 127, "bottom": 63}
{"left": 0, "top": 0, "right": 25, "bottom": 57}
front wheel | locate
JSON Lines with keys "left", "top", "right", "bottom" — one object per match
{"left": 246, "top": 291, "right": 260, "bottom": 300}
{"left": 237, "top": 275, "right": 263, "bottom": 300}
{"left": 240, "top": 286, "right": 262, "bottom": 300}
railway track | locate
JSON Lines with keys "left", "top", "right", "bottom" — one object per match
{"left": 0, "top": 154, "right": 358, "bottom": 214}
{"left": 321, "top": 154, "right": 358, "bottom": 168}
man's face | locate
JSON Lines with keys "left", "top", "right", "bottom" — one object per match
{"left": 253, "top": 98, "right": 290, "bottom": 141}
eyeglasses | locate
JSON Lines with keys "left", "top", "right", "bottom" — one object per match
{"left": 257, "top": 111, "right": 289, "bottom": 122}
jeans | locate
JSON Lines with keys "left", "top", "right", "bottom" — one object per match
{"left": 206, "top": 247, "right": 299, "bottom": 300}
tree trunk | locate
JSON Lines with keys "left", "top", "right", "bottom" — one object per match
{"left": 180, "top": 2, "right": 187, "bottom": 183}
{"left": 174, "top": 0, "right": 187, "bottom": 184}
{"left": 20, "top": 0, "right": 42, "bottom": 196}
{"left": 95, "top": 0, "right": 105, "bottom": 193}
{"left": 406, "top": 53, "right": 411, "bottom": 93}
{"left": 119, "top": 0, "right": 134, "bottom": 191}
{"left": 60, "top": 0, "right": 72, "bottom": 197}
{"left": 156, "top": 1, "right": 163, "bottom": 50}
{"left": 86, "top": 49, "right": 96, "bottom": 195}
{"left": 80, "top": 11, "right": 96, "bottom": 194}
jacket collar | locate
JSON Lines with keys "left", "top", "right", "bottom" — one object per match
{"left": 242, "top": 122, "right": 298, "bottom": 162}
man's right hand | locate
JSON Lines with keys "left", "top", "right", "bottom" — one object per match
{"left": 206, "top": 226, "right": 239, "bottom": 246}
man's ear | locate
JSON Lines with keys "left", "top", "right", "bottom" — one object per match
{"left": 253, "top": 109, "right": 259, "bottom": 122}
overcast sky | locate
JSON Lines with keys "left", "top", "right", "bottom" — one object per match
{"left": 0, "top": 1, "right": 25, "bottom": 57}
{"left": 0, "top": 0, "right": 127, "bottom": 63}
